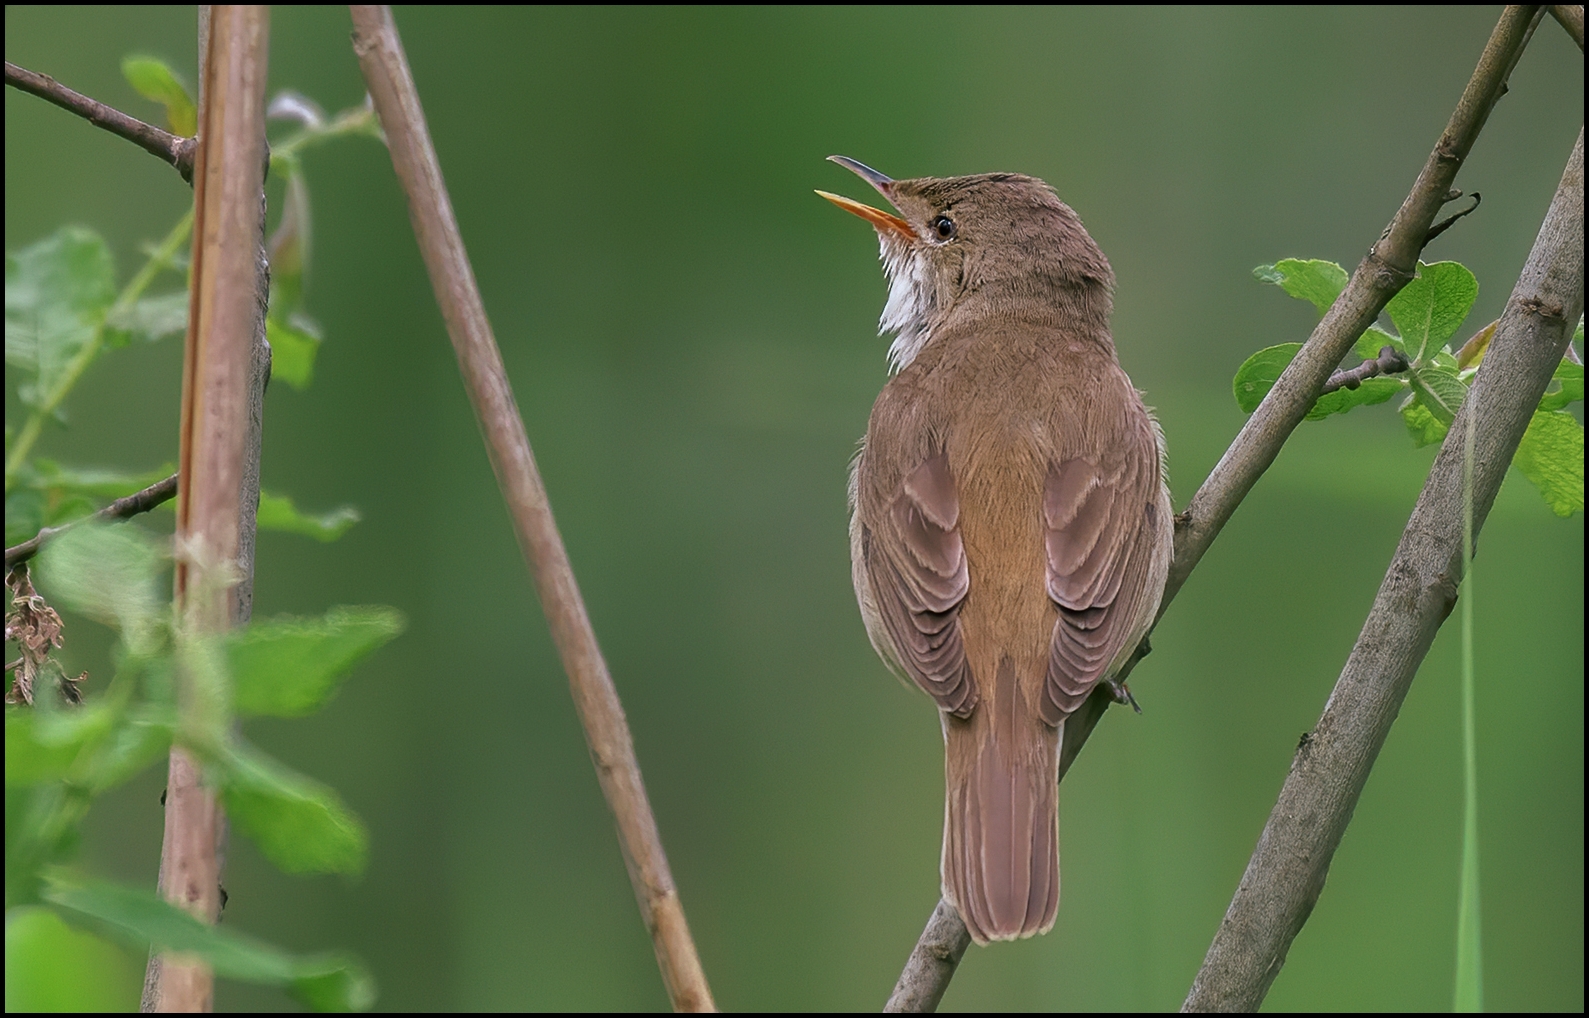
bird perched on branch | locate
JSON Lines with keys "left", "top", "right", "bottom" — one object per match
{"left": 820, "top": 157, "right": 1171, "bottom": 944}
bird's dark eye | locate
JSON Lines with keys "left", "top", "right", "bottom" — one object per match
{"left": 932, "top": 215, "right": 956, "bottom": 240}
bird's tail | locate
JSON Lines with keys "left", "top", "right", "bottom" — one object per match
{"left": 941, "top": 657, "right": 1061, "bottom": 944}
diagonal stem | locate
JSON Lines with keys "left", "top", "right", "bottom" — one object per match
{"left": 885, "top": 6, "right": 1547, "bottom": 1010}
{"left": 4, "top": 60, "right": 195, "bottom": 180}
{"left": 346, "top": 6, "right": 715, "bottom": 1011}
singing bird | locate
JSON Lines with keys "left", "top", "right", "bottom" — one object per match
{"left": 820, "top": 157, "right": 1172, "bottom": 944}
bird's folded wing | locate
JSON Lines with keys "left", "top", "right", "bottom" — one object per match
{"left": 864, "top": 451, "right": 977, "bottom": 717}
{"left": 1041, "top": 434, "right": 1160, "bottom": 725}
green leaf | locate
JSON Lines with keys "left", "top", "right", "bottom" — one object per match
{"left": 1513, "top": 409, "right": 1584, "bottom": 517}
{"left": 41, "top": 873, "right": 375, "bottom": 1011}
{"left": 231, "top": 606, "right": 404, "bottom": 718}
{"left": 23, "top": 459, "right": 174, "bottom": 500}
{"left": 34, "top": 523, "right": 167, "bottom": 652}
{"left": 1233, "top": 343, "right": 1302, "bottom": 413}
{"left": 5, "top": 489, "right": 45, "bottom": 547}
{"left": 1354, "top": 325, "right": 1402, "bottom": 361}
{"left": 265, "top": 316, "right": 322, "bottom": 391}
{"left": 87, "top": 709, "right": 174, "bottom": 793}
{"left": 1538, "top": 361, "right": 1583, "bottom": 412}
{"left": 5, "top": 228, "right": 117, "bottom": 405}
{"left": 268, "top": 172, "right": 312, "bottom": 321}
{"left": 1385, "top": 260, "right": 1477, "bottom": 361}
{"left": 104, "top": 291, "right": 187, "bottom": 347}
{"left": 5, "top": 710, "right": 91, "bottom": 787}
{"left": 1254, "top": 258, "right": 1349, "bottom": 316}
{"left": 217, "top": 743, "right": 368, "bottom": 875}
{"left": 1400, "top": 398, "right": 1446, "bottom": 448}
{"left": 257, "top": 490, "right": 358, "bottom": 541}
{"left": 1306, "top": 376, "right": 1404, "bottom": 420}
{"left": 1406, "top": 363, "right": 1468, "bottom": 426}
{"left": 5, "top": 906, "right": 141, "bottom": 1012}
{"left": 121, "top": 56, "right": 196, "bottom": 136}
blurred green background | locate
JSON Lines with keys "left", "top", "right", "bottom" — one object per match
{"left": 5, "top": 6, "right": 1583, "bottom": 1012}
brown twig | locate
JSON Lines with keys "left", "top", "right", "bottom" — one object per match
{"left": 4, "top": 473, "right": 178, "bottom": 572}
{"left": 1318, "top": 345, "right": 1411, "bottom": 396}
{"left": 885, "top": 7, "right": 1546, "bottom": 1010}
{"left": 1551, "top": 4, "right": 1585, "bottom": 49}
{"left": 141, "top": 7, "right": 270, "bottom": 1013}
{"left": 1183, "top": 125, "right": 1583, "bottom": 1014}
{"left": 4, "top": 60, "right": 195, "bottom": 181}
{"left": 347, "top": 6, "right": 715, "bottom": 1012}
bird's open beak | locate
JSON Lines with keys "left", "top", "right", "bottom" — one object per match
{"left": 817, "top": 155, "right": 915, "bottom": 241}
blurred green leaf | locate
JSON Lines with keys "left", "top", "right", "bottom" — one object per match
{"left": 1513, "top": 409, "right": 1584, "bottom": 517}
{"left": 257, "top": 489, "right": 358, "bottom": 541}
{"left": 41, "top": 873, "right": 375, "bottom": 1011}
{"left": 266, "top": 316, "right": 322, "bottom": 391}
{"left": 87, "top": 709, "right": 173, "bottom": 793}
{"left": 1355, "top": 325, "right": 1402, "bottom": 361}
{"left": 104, "top": 291, "right": 187, "bottom": 347}
{"left": 1233, "top": 343, "right": 1302, "bottom": 413}
{"left": 6, "top": 489, "right": 45, "bottom": 546}
{"left": 5, "top": 228, "right": 116, "bottom": 407}
{"left": 5, "top": 905, "right": 141, "bottom": 1012}
{"left": 1385, "top": 261, "right": 1477, "bottom": 362}
{"left": 5, "top": 710, "right": 93, "bottom": 787}
{"left": 1538, "top": 361, "right": 1583, "bottom": 412}
{"left": 1306, "top": 376, "right": 1404, "bottom": 420}
{"left": 1254, "top": 258, "right": 1348, "bottom": 316}
{"left": 35, "top": 523, "right": 167, "bottom": 652}
{"left": 120, "top": 56, "right": 196, "bottom": 136}
{"left": 218, "top": 743, "right": 368, "bottom": 875}
{"left": 22, "top": 459, "right": 174, "bottom": 500}
{"left": 268, "top": 172, "right": 312, "bottom": 320}
{"left": 231, "top": 606, "right": 405, "bottom": 718}
{"left": 1400, "top": 398, "right": 1446, "bottom": 448}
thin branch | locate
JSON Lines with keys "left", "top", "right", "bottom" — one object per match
{"left": 1551, "top": 4, "right": 1585, "bottom": 49}
{"left": 1319, "top": 345, "right": 1411, "bottom": 396}
{"left": 1184, "top": 125, "right": 1583, "bottom": 1014}
{"left": 886, "top": 7, "right": 1546, "bottom": 1010}
{"left": 346, "top": 6, "right": 715, "bottom": 1012}
{"left": 4, "top": 473, "right": 178, "bottom": 572}
{"left": 4, "top": 60, "right": 195, "bottom": 181}
{"left": 142, "top": 7, "right": 270, "bottom": 1013}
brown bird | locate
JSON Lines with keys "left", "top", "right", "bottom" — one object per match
{"left": 820, "top": 157, "right": 1172, "bottom": 944}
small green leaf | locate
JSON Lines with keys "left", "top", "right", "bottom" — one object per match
{"left": 1406, "top": 362, "right": 1468, "bottom": 428}
{"left": 1400, "top": 397, "right": 1447, "bottom": 448}
{"left": 1233, "top": 343, "right": 1302, "bottom": 413}
{"left": 121, "top": 56, "right": 196, "bottom": 136}
{"left": 1538, "top": 361, "right": 1583, "bottom": 412}
{"left": 1513, "top": 409, "right": 1584, "bottom": 517}
{"left": 1455, "top": 320, "right": 1497, "bottom": 369}
{"left": 5, "top": 228, "right": 117, "bottom": 404}
{"left": 231, "top": 606, "right": 405, "bottom": 718}
{"left": 1255, "top": 258, "right": 1349, "bottom": 316}
{"left": 104, "top": 291, "right": 188, "bottom": 347}
{"left": 1354, "top": 325, "right": 1402, "bottom": 361}
{"left": 23, "top": 459, "right": 174, "bottom": 500}
{"left": 257, "top": 490, "right": 358, "bottom": 541}
{"left": 5, "top": 906, "right": 141, "bottom": 1012}
{"left": 1385, "top": 261, "right": 1478, "bottom": 361}
{"left": 35, "top": 523, "right": 167, "bottom": 652}
{"left": 268, "top": 173, "right": 312, "bottom": 320}
{"left": 1306, "top": 376, "right": 1404, "bottom": 420}
{"left": 265, "top": 316, "right": 322, "bottom": 391}
{"left": 217, "top": 743, "right": 368, "bottom": 875}
{"left": 41, "top": 873, "right": 375, "bottom": 1010}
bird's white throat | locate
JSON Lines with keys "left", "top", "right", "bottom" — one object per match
{"left": 877, "top": 233, "right": 932, "bottom": 374}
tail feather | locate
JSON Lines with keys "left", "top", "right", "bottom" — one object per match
{"left": 942, "top": 658, "right": 1061, "bottom": 944}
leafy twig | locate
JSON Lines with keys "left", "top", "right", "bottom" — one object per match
{"left": 4, "top": 212, "right": 193, "bottom": 492}
{"left": 4, "top": 473, "right": 178, "bottom": 572}
{"left": 1183, "top": 126, "right": 1583, "bottom": 1014}
{"left": 3, "top": 60, "right": 195, "bottom": 180}
{"left": 1319, "top": 345, "right": 1411, "bottom": 396}
{"left": 347, "top": 6, "right": 715, "bottom": 1012}
{"left": 887, "top": 6, "right": 1546, "bottom": 1009}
